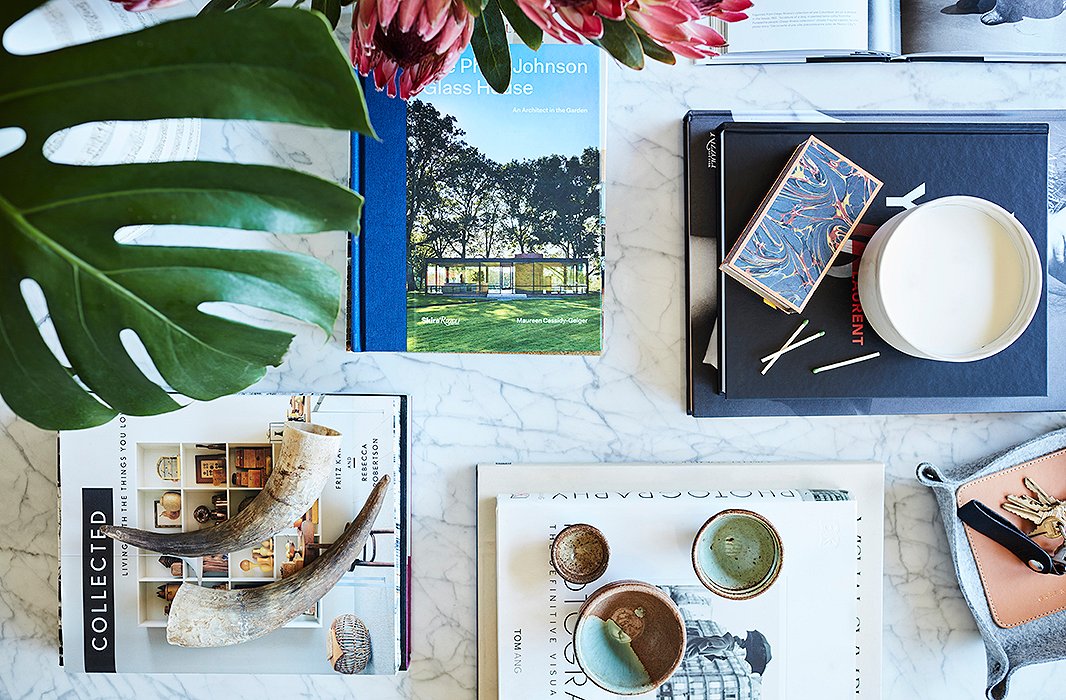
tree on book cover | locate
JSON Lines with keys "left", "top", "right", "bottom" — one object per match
{"left": 404, "top": 45, "right": 604, "bottom": 354}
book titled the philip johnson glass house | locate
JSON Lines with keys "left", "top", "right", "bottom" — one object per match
{"left": 350, "top": 44, "right": 605, "bottom": 355}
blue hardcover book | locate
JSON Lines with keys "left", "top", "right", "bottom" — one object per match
{"left": 685, "top": 110, "right": 1064, "bottom": 417}
{"left": 350, "top": 45, "right": 605, "bottom": 354}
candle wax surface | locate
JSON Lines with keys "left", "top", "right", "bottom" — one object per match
{"left": 879, "top": 203, "right": 1029, "bottom": 358}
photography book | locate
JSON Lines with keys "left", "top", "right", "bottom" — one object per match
{"left": 701, "top": 0, "right": 1066, "bottom": 63}
{"left": 717, "top": 121, "right": 1047, "bottom": 401}
{"left": 476, "top": 461, "right": 885, "bottom": 700}
{"left": 495, "top": 491, "right": 856, "bottom": 699}
{"left": 350, "top": 43, "right": 605, "bottom": 355}
{"left": 684, "top": 109, "right": 1066, "bottom": 417}
{"left": 58, "top": 393, "right": 411, "bottom": 675}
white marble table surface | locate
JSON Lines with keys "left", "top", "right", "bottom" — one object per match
{"left": 4, "top": 4, "right": 1066, "bottom": 697}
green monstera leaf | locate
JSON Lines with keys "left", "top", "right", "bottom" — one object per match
{"left": 0, "top": 0, "right": 372, "bottom": 430}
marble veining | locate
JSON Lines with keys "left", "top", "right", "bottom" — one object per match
{"left": 5, "top": 1, "right": 1066, "bottom": 697}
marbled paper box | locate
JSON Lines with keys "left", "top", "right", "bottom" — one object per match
{"left": 720, "top": 135, "right": 882, "bottom": 313}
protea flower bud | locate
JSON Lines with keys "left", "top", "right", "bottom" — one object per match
{"left": 352, "top": 0, "right": 475, "bottom": 99}
{"left": 110, "top": 0, "right": 184, "bottom": 10}
{"left": 693, "top": 0, "right": 752, "bottom": 20}
{"left": 511, "top": 0, "right": 625, "bottom": 43}
{"left": 625, "top": 0, "right": 727, "bottom": 58}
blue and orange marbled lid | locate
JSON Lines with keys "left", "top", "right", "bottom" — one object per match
{"left": 721, "top": 135, "right": 883, "bottom": 313}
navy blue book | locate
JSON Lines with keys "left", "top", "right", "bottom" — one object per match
{"left": 349, "top": 80, "right": 408, "bottom": 352}
{"left": 350, "top": 45, "right": 605, "bottom": 354}
{"left": 684, "top": 110, "right": 1066, "bottom": 417}
{"left": 718, "top": 121, "right": 1047, "bottom": 400}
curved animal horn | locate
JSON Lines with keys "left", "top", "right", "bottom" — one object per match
{"left": 100, "top": 422, "right": 341, "bottom": 557}
{"left": 165, "top": 475, "right": 391, "bottom": 647}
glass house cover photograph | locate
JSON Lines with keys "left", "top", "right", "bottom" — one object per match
{"left": 405, "top": 44, "right": 604, "bottom": 354}
{"left": 424, "top": 254, "right": 590, "bottom": 297}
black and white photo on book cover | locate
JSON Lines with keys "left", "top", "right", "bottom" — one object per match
{"left": 704, "top": 0, "right": 1066, "bottom": 61}
{"left": 656, "top": 586, "right": 776, "bottom": 700}
{"left": 901, "top": 0, "right": 1066, "bottom": 55}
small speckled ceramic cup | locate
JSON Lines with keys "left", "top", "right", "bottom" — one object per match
{"left": 691, "top": 509, "right": 783, "bottom": 600}
{"left": 551, "top": 523, "right": 610, "bottom": 585}
{"left": 573, "top": 580, "right": 686, "bottom": 695}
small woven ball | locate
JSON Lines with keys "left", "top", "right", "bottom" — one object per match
{"left": 328, "top": 614, "right": 372, "bottom": 674}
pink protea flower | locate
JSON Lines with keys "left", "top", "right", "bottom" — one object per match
{"left": 695, "top": 0, "right": 752, "bottom": 21}
{"left": 512, "top": 0, "right": 625, "bottom": 43}
{"left": 110, "top": 0, "right": 183, "bottom": 10}
{"left": 352, "top": 0, "right": 474, "bottom": 99}
{"left": 627, "top": 0, "right": 746, "bottom": 59}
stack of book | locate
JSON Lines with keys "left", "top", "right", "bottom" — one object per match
{"left": 685, "top": 110, "right": 1066, "bottom": 417}
{"left": 476, "top": 461, "right": 885, "bottom": 700}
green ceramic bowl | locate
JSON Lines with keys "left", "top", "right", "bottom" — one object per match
{"left": 691, "top": 509, "right": 783, "bottom": 600}
{"left": 574, "top": 580, "right": 685, "bottom": 695}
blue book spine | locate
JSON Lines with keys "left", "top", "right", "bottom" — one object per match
{"left": 352, "top": 79, "right": 409, "bottom": 352}
{"left": 349, "top": 129, "right": 362, "bottom": 351}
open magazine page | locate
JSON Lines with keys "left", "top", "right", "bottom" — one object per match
{"left": 711, "top": 0, "right": 870, "bottom": 56}
{"left": 900, "top": 0, "right": 1066, "bottom": 56}
{"left": 869, "top": 0, "right": 903, "bottom": 53}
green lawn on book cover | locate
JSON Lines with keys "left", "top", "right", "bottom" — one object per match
{"left": 406, "top": 293, "right": 602, "bottom": 353}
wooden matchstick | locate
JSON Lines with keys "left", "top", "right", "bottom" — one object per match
{"left": 812, "top": 352, "right": 881, "bottom": 374}
{"left": 759, "top": 331, "right": 825, "bottom": 363}
{"left": 761, "top": 320, "right": 809, "bottom": 376}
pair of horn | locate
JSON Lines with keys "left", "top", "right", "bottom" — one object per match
{"left": 168, "top": 474, "right": 390, "bottom": 647}
{"left": 101, "top": 422, "right": 340, "bottom": 556}
{"left": 101, "top": 422, "right": 392, "bottom": 647}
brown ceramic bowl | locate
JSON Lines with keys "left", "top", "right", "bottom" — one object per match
{"left": 551, "top": 523, "right": 610, "bottom": 585}
{"left": 574, "top": 580, "right": 685, "bottom": 695}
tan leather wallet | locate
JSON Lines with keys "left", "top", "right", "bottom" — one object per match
{"left": 957, "top": 447, "right": 1066, "bottom": 628}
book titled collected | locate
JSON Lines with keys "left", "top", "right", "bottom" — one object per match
{"left": 58, "top": 394, "right": 410, "bottom": 674}
{"left": 495, "top": 490, "right": 857, "bottom": 699}
{"left": 351, "top": 43, "right": 605, "bottom": 355}
{"left": 720, "top": 135, "right": 882, "bottom": 314}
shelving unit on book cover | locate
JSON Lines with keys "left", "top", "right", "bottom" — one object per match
{"left": 134, "top": 439, "right": 322, "bottom": 629}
